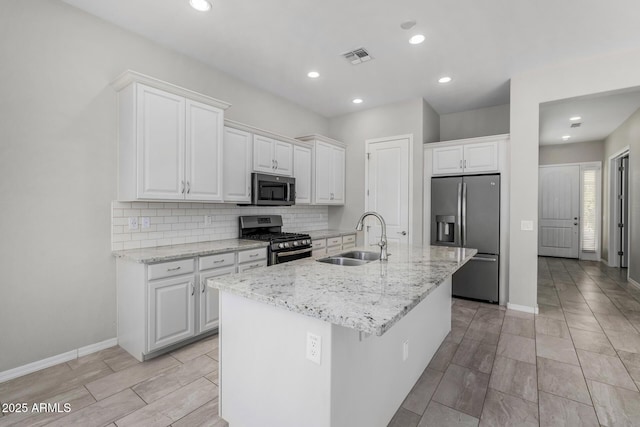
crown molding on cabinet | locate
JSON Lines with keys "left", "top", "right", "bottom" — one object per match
{"left": 428, "top": 133, "right": 510, "bottom": 148}
{"left": 296, "top": 134, "right": 347, "bottom": 148}
{"left": 111, "top": 70, "right": 231, "bottom": 110}
{"left": 224, "top": 119, "right": 313, "bottom": 148}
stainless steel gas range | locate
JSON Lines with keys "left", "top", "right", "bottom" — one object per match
{"left": 239, "top": 215, "right": 312, "bottom": 265}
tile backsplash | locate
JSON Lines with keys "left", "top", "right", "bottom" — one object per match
{"left": 112, "top": 201, "right": 329, "bottom": 251}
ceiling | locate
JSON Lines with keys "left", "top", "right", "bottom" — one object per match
{"left": 62, "top": 0, "right": 640, "bottom": 118}
{"left": 539, "top": 88, "right": 640, "bottom": 146}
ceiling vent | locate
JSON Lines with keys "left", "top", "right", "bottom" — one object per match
{"left": 570, "top": 122, "right": 582, "bottom": 128}
{"left": 343, "top": 48, "right": 373, "bottom": 65}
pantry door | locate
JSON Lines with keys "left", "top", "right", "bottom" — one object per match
{"left": 365, "top": 136, "right": 410, "bottom": 254}
{"left": 538, "top": 165, "right": 580, "bottom": 258}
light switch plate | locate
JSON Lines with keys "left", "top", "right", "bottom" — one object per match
{"left": 141, "top": 217, "right": 150, "bottom": 229}
{"left": 520, "top": 220, "right": 534, "bottom": 231}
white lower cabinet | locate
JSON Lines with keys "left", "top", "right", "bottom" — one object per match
{"left": 312, "top": 234, "right": 357, "bottom": 256}
{"left": 237, "top": 248, "right": 268, "bottom": 272}
{"left": 199, "top": 265, "right": 235, "bottom": 333}
{"left": 148, "top": 274, "right": 196, "bottom": 352}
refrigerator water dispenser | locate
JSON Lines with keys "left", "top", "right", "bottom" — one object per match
{"left": 436, "top": 215, "right": 456, "bottom": 243}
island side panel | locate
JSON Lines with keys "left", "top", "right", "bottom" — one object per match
{"left": 218, "top": 291, "right": 333, "bottom": 427}
{"left": 330, "top": 277, "right": 452, "bottom": 427}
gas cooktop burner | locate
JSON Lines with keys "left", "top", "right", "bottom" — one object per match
{"left": 244, "top": 232, "right": 310, "bottom": 242}
{"left": 239, "top": 215, "right": 313, "bottom": 265}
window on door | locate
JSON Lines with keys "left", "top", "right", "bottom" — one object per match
{"left": 580, "top": 166, "right": 599, "bottom": 253}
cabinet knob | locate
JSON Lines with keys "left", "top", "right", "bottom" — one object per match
{"left": 398, "top": 231, "right": 407, "bottom": 236}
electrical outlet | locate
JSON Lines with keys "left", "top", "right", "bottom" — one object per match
{"left": 306, "top": 332, "right": 321, "bottom": 365}
{"left": 128, "top": 217, "right": 138, "bottom": 231}
{"left": 141, "top": 217, "right": 150, "bottom": 229}
{"left": 204, "top": 215, "right": 212, "bottom": 226}
{"left": 403, "top": 340, "right": 409, "bottom": 361}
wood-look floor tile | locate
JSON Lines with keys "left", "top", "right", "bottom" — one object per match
{"left": 536, "top": 304, "right": 565, "bottom": 320}
{"left": 618, "top": 351, "right": 640, "bottom": 386}
{"left": 489, "top": 356, "right": 537, "bottom": 402}
{"left": 171, "top": 398, "right": 225, "bottom": 427}
{"left": 452, "top": 338, "right": 496, "bottom": 374}
{"left": 577, "top": 349, "right": 638, "bottom": 392}
{"left": 604, "top": 329, "right": 640, "bottom": 353}
{"left": 388, "top": 407, "right": 421, "bottom": 427}
{"left": 536, "top": 334, "right": 579, "bottom": 365}
{"left": 557, "top": 289, "right": 586, "bottom": 304}
{"left": 537, "top": 293, "right": 561, "bottom": 307}
{"left": 204, "top": 366, "right": 219, "bottom": 385}
{"left": 417, "top": 401, "right": 479, "bottom": 427}
{"left": 0, "top": 364, "right": 71, "bottom": 403}
{"left": 559, "top": 300, "right": 592, "bottom": 315}
{"left": 45, "top": 388, "right": 145, "bottom": 427}
{"left": 464, "top": 321, "right": 501, "bottom": 345}
{"left": 504, "top": 309, "right": 534, "bottom": 320}
{"left": 593, "top": 312, "right": 637, "bottom": 333}
{"left": 496, "top": 333, "right": 536, "bottom": 364}
{"left": 478, "top": 389, "right": 538, "bottom": 427}
{"left": 537, "top": 357, "right": 591, "bottom": 405}
{"left": 427, "top": 340, "right": 459, "bottom": 372}
{"left": 453, "top": 299, "right": 481, "bottom": 310}
{"left": 587, "top": 380, "right": 640, "bottom": 426}
{"left": 569, "top": 328, "right": 616, "bottom": 356}
{"left": 535, "top": 317, "right": 570, "bottom": 340}
{"left": 170, "top": 336, "right": 218, "bottom": 363}
{"left": 538, "top": 391, "right": 598, "bottom": 427}
{"left": 501, "top": 316, "right": 535, "bottom": 339}
{"left": 115, "top": 378, "right": 217, "bottom": 427}
{"left": 66, "top": 346, "right": 125, "bottom": 370}
{"left": 0, "top": 386, "right": 95, "bottom": 427}
{"left": 85, "top": 355, "right": 180, "bottom": 401}
{"left": 472, "top": 307, "right": 505, "bottom": 326}
{"left": 586, "top": 300, "right": 623, "bottom": 315}
{"left": 564, "top": 312, "right": 603, "bottom": 332}
{"left": 432, "top": 364, "right": 490, "bottom": 418}
{"left": 132, "top": 354, "right": 217, "bottom": 403}
{"left": 401, "top": 368, "right": 443, "bottom": 415}
{"left": 103, "top": 351, "right": 140, "bottom": 372}
{"left": 452, "top": 306, "right": 477, "bottom": 326}
{"left": 448, "top": 324, "right": 468, "bottom": 344}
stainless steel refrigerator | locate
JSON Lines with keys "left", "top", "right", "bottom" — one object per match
{"left": 431, "top": 174, "right": 500, "bottom": 302}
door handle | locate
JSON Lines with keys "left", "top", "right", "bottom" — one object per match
{"left": 190, "top": 282, "right": 194, "bottom": 296}
{"left": 574, "top": 222, "right": 578, "bottom": 226}
{"left": 398, "top": 231, "right": 407, "bottom": 236}
{"left": 201, "top": 279, "right": 205, "bottom": 293}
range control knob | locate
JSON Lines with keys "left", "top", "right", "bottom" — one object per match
{"left": 293, "top": 241, "right": 299, "bottom": 246}
{"left": 278, "top": 243, "right": 284, "bottom": 249}
{"left": 284, "top": 242, "right": 290, "bottom": 248}
{"left": 306, "top": 239, "right": 311, "bottom": 245}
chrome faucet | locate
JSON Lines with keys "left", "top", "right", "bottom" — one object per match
{"left": 355, "top": 211, "right": 388, "bottom": 261}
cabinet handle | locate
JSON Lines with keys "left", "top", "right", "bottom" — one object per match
{"left": 246, "top": 263, "right": 262, "bottom": 270}
{"left": 191, "top": 282, "right": 195, "bottom": 296}
{"left": 248, "top": 186, "right": 251, "bottom": 197}
{"left": 213, "top": 259, "right": 225, "bottom": 264}
{"left": 167, "top": 266, "right": 181, "bottom": 271}
{"left": 275, "top": 160, "right": 278, "bottom": 169}
{"left": 249, "top": 253, "right": 259, "bottom": 258}
{"left": 201, "top": 279, "right": 206, "bottom": 293}
{"left": 272, "top": 159, "right": 275, "bottom": 169}
{"left": 181, "top": 180, "right": 185, "bottom": 194}
{"left": 187, "top": 181, "right": 191, "bottom": 194}
{"left": 464, "top": 160, "right": 467, "bottom": 168}
{"left": 460, "top": 160, "right": 462, "bottom": 169}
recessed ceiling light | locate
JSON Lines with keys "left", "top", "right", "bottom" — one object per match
{"left": 409, "top": 34, "right": 425, "bottom": 45}
{"left": 438, "top": 76, "right": 452, "bottom": 84}
{"left": 307, "top": 71, "right": 320, "bottom": 79}
{"left": 352, "top": 98, "right": 363, "bottom": 104}
{"left": 400, "top": 21, "right": 416, "bottom": 30}
{"left": 570, "top": 116, "right": 582, "bottom": 121}
{"left": 189, "top": 0, "right": 211, "bottom": 12}
{"left": 562, "top": 135, "right": 571, "bottom": 141}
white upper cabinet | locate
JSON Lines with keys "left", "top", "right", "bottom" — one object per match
{"left": 293, "top": 144, "right": 312, "bottom": 204}
{"left": 113, "top": 71, "right": 230, "bottom": 201}
{"left": 314, "top": 140, "right": 345, "bottom": 205}
{"left": 223, "top": 127, "right": 252, "bottom": 202}
{"left": 252, "top": 135, "right": 293, "bottom": 176}
{"left": 432, "top": 139, "right": 499, "bottom": 175}
{"left": 185, "top": 100, "right": 224, "bottom": 201}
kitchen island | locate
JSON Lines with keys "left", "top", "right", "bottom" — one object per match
{"left": 208, "top": 244, "right": 476, "bottom": 427}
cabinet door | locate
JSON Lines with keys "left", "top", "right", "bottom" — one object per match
{"left": 253, "top": 135, "right": 275, "bottom": 173}
{"left": 314, "top": 142, "right": 333, "bottom": 204}
{"left": 223, "top": 127, "right": 252, "bottom": 202}
{"left": 185, "top": 100, "right": 223, "bottom": 201}
{"left": 293, "top": 145, "right": 312, "bottom": 204}
{"left": 331, "top": 146, "right": 345, "bottom": 204}
{"left": 432, "top": 146, "right": 464, "bottom": 175}
{"left": 199, "top": 266, "right": 235, "bottom": 333}
{"left": 148, "top": 275, "right": 195, "bottom": 351}
{"left": 137, "top": 84, "right": 185, "bottom": 199}
{"left": 463, "top": 142, "right": 498, "bottom": 173}
{"left": 273, "top": 140, "right": 293, "bottom": 176}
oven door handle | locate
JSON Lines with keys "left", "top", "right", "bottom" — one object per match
{"left": 276, "top": 247, "right": 313, "bottom": 257}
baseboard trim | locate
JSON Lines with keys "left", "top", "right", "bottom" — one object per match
{"left": 629, "top": 277, "right": 640, "bottom": 291}
{"left": 507, "top": 302, "right": 539, "bottom": 314}
{"left": 0, "top": 337, "right": 117, "bottom": 384}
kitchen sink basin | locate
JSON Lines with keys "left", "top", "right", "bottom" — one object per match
{"left": 338, "top": 251, "right": 381, "bottom": 261}
{"left": 316, "top": 257, "right": 369, "bottom": 266}
{"left": 316, "top": 250, "right": 381, "bottom": 266}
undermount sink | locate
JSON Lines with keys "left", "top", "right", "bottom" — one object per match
{"left": 316, "top": 250, "right": 381, "bottom": 266}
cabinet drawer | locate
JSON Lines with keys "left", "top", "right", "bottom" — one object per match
{"left": 342, "top": 234, "right": 356, "bottom": 244}
{"left": 200, "top": 252, "right": 235, "bottom": 271}
{"left": 238, "top": 248, "right": 267, "bottom": 264}
{"left": 148, "top": 258, "right": 195, "bottom": 280}
{"left": 312, "top": 239, "right": 326, "bottom": 249}
{"left": 342, "top": 242, "right": 356, "bottom": 250}
{"left": 238, "top": 260, "right": 268, "bottom": 272}
{"left": 327, "top": 236, "right": 342, "bottom": 247}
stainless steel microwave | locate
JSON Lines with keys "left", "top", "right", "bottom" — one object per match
{"left": 251, "top": 173, "right": 295, "bottom": 206}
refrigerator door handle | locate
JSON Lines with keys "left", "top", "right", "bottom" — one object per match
{"left": 457, "top": 182, "right": 463, "bottom": 246}
{"left": 462, "top": 182, "right": 467, "bottom": 246}
{"left": 471, "top": 256, "right": 497, "bottom": 262}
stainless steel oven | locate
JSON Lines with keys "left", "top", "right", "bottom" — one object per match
{"left": 251, "top": 173, "right": 295, "bottom": 206}
{"left": 239, "top": 215, "right": 312, "bottom": 266}
{"left": 271, "top": 247, "right": 312, "bottom": 265}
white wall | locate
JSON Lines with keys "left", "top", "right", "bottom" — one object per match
{"left": 602, "top": 108, "right": 640, "bottom": 277}
{"left": 440, "top": 104, "right": 510, "bottom": 141}
{"left": 328, "top": 98, "right": 437, "bottom": 245}
{"left": 539, "top": 140, "right": 604, "bottom": 165}
{"left": 0, "top": 0, "right": 329, "bottom": 373}
{"left": 509, "top": 48, "right": 640, "bottom": 309}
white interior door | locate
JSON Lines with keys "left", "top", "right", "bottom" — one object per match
{"left": 539, "top": 165, "right": 580, "bottom": 258}
{"left": 366, "top": 137, "right": 410, "bottom": 254}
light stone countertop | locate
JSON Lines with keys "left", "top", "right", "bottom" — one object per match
{"left": 112, "top": 239, "right": 269, "bottom": 263}
{"left": 208, "top": 244, "right": 477, "bottom": 336}
{"left": 307, "top": 229, "right": 357, "bottom": 240}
